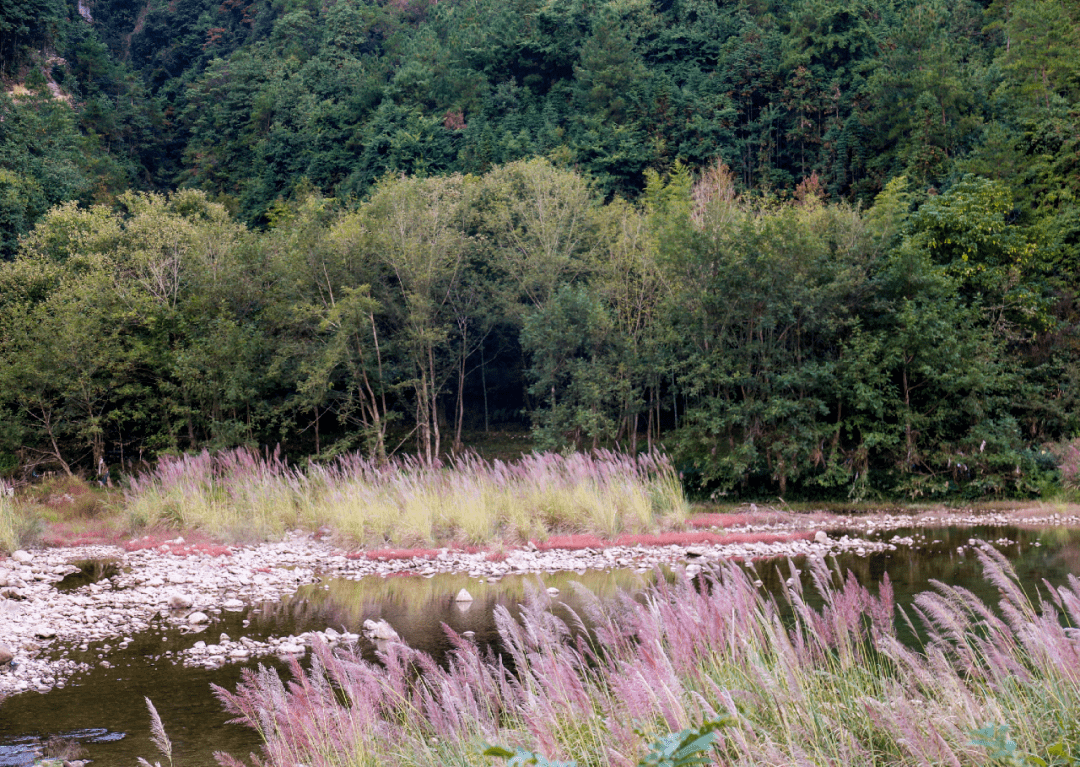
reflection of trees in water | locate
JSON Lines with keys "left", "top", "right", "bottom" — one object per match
{"left": 242, "top": 527, "right": 1080, "bottom": 660}
{"left": 1051, "top": 544, "right": 1080, "bottom": 574}
{"left": 746, "top": 525, "right": 1080, "bottom": 645}
{"left": 246, "top": 569, "right": 654, "bottom": 662}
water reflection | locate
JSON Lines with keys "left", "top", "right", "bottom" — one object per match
{"left": 249, "top": 568, "right": 655, "bottom": 661}
{"left": 54, "top": 559, "right": 122, "bottom": 592}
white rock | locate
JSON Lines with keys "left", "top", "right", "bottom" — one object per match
{"left": 167, "top": 593, "right": 193, "bottom": 610}
{"left": 362, "top": 619, "right": 399, "bottom": 641}
{"left": 33, "top": 625, "right": 56, "bottom": 639}
{"left": 814, "top": 530, "right": 829, "bottom": 545}
{"left": 223, "top": 599, "right": 244, "bottom": 610}
{"left": 187, "top": 611, "right": 209, "bottom": 625}
{"left": 454, "top": 588, "right": 474, "bottom": 603}
{"left": 546, "top": 587, "right": 560, "bottom": 596}
{"left": 12, "top": 551, "right": 32, "bottom": 564}
{"left": 278, "top": 643, "right": 306, "bottom": 655}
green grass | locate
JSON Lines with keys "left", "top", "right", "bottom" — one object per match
{"left": 120, "top": 448, "right": 689, "bottom": 547}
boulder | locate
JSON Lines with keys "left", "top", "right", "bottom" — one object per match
{"left": 454, "top": 588, "right": 474, "bottom": 603}
{"left": 0, "top": 644, "right": 13, "bottom": 664}
{"left": 814, "top": 530, "right": 829, "bottom": 545}
{"left": 187, "top": 611, "right": 210, "bottom": 625}
{"left": 362, "top": 619, "right": 399, "bottom": 641}
{"left": 11, "top": 550, "right": 32, "bottom": 564}
{"left": 33, "top": 625, "right": 56, "bottom": 639}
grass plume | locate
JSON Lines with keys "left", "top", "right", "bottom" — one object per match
{"left": 214, "top": 546, "right": 1080, "bottom": 767}
{"left": 137, "top": 696, "right": 173, "bottom": 767}
{"left": 123, "top": 447, "right": 688, "bottom": 546}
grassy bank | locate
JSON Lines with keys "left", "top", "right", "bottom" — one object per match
{"left": 213, "top": 548, "right": 1080, "bottom": 767}
{"left": 121, "top": 448, "right": 688, "bottom": 546}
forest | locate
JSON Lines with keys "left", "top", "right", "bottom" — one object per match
{"left": 0, "top": 0, "right": 1078, "bottom": 499}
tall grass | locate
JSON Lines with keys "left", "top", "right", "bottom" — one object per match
{"left": 214, "top": 547, "right": 1080, "bottom": 767}
{"left": 123, "top": 447, "right": 688, "bottom": 545}
{"left": 0, "top": 493, "right": 18, "bottom": 553}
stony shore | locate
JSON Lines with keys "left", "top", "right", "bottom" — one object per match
{"left": 1, "top": 507, "right": 1077, "bottom": 697}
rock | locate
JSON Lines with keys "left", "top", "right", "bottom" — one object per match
{"left": 167, "top": 593, "right": 193, "bottom": 609}
{"left": 11, "top": 551, "right": 32, "bottom": 564}
{"left": 546, "top": 587, "right": 560, "bottom": 596}
{"left": 362, "top": 619, "right": 399, "bottom": 641}
{"left": 33, "top": 625, "right": 56, "bottom": 639}
{"left": 187, "top": 611, "right": 209, "bottom": 625}
{"left": 223, "top": 599, "right": 244, "bottom": 610}
{"left": 814, "top": 530, "right": 829, "bottom": 545}
{"left": 0, "top": 644, "right": 13, "bottom": 664}
{"left": 454, "top": 588, "right": 474, "bottom": 603}
{"left": 278, "top": 643, "right": 305, "bottom": 655}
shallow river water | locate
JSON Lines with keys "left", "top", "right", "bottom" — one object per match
{"left": 1, "top": 523, "right": 1078, "bottom": 766}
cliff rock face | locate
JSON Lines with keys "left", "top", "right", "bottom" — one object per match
{"left": 77, "top": 0, "right": 92, "bottom": 23}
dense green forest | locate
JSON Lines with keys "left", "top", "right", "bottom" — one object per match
{"left": 0, "top": 0, "right": 1078, "bottom": 498}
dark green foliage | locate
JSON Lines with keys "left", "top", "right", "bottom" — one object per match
{"left": 0, "top": 0, "right": 1078, "bottom": 499}
{"left": 484, "top": 718, "right": 728, "bottom": 767}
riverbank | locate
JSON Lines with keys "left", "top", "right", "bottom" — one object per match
{"left": 2, "top": 504, "right": 1078, "bottom": 699}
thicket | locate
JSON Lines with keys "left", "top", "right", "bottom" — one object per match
{"left": 0, "top": 158, "right": 1076, "bottom": 500}
{"left": 1, "top": 0, "right": 1079, "bottom": 499}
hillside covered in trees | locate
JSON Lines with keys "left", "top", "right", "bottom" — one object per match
{"left": 1, "top": 0, "right": 1078, "bottom": 498}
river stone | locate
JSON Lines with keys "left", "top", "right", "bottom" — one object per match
{"left": 223, "top": 599, "right": 244, "bottom": 610}
{"left": 814, "top": 530, "right": 829, "bottom": 544}
{"left": 168, "top": 593, "right": 194, "bottom": 609}
{"left": 187, "top": 611, "right": 209, "bottom": 625}
{"left": 11, "top": 551, "right": 31, "bottom": 564}
{"left": 546, "top": 587, "right": 560, "bottom": 596}
{"left": 454, "top": 588, "right": 473, "bottom": 603}
{"left": 0, "top": 644, "right": 13, "bottom": 664}
{"left": 33, "top": 625, "right": 56, "bottom": 639}
{"left": 362, "top": 619, "right": 399, "bottom": 641}
{"left": 278, "top": 642, "right": 305, "bottom": 655}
